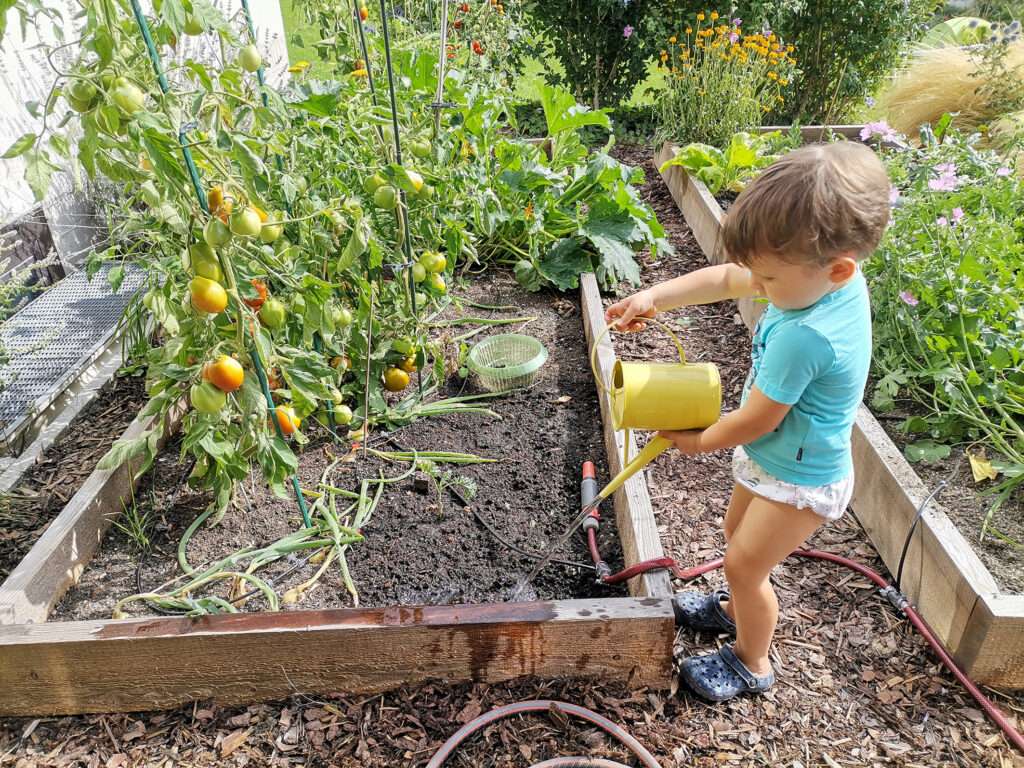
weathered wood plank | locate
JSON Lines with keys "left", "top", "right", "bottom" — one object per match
{"left": 579, "top": 273, "right": 673, "bottom": 599}
{"left": 654, "top": 142, "right": 765, "bottom": 330}
{"left": 850, "top": 409, "right": 996, "bottom": 654}
{"left": 955, "top": 595, "right": 1024, "bottom": 688}
{"left": 0, "top": 597, "right": 673, "bottom": 715}
{"left": 0, "top": 402, "right": 186, "bottom": 626}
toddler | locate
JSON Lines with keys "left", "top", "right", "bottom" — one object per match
{"left": 605, "top": 141, "right": 890, "bottom": 701}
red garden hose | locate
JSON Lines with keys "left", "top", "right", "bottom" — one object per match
{"left": 425, "top": 700, "right": 662, "bottom": 768}
{"left": 579, "top": 464, "right": 1024, "bottom": 752}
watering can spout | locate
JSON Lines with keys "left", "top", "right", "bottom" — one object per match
{"left": 598, "top": 435, "right": 673, "bottom": 501}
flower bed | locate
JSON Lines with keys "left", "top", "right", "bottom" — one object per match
{"left": 656, "top": 133, "right": 1024, "bottom": 688}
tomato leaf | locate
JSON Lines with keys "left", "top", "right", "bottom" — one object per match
{"left": 160, "top": 0, "right": 186, "bottom": 35}
{"left": 232, "top": 137, "right": 267, "bottom": 177}
{"left": 190, "top": 0, "right": 235, "bottom": 39}
{"left": 98, "top": 429, "right": 157, "bottom": 471}
{"left": 108, "top": 265, "right": 126, "bottom": 292}
{"left": 2, "top": 133, "right": 36, "bottom": 159}
{"left": 338, "top": 213, "right": 371, "bottom": 272}
{"left": 24, "top": 148, "right": 61, "bottom": 201}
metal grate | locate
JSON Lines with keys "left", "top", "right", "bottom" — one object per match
{"left": 0, "top": 262, "right": 146, "bottom": 442}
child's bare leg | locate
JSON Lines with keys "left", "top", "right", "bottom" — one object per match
{"left": 723, "top": 482, "right": 755, "bottom": 544}
{"left": 723, "top": 495, "right": 824, "bottom": 676}
{"left": 717, "top": 483, "right": 754, "bottom": 624}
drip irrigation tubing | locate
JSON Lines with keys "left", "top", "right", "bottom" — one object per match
{"left": 426, "top": 700, "right": 662, "bottom": 768}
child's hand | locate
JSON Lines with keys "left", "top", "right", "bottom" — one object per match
{"left": 604, "top": 289, "right": 657, "bottom": 332}
{"left": 658, "top": 429, "right": 705, "bottom": 456}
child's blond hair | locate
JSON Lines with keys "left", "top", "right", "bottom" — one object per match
{"left": 722, "top": 142, "right": 891, "bottom": 268}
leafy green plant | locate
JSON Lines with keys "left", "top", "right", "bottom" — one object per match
{"left": 658, "top": 130, "right": 788, "bottom": 194}
{"left": 752, "top": 0, "right": 933, "bottom": 123}
{"left": 865, "top": 120, "right": 1024, "bottom": 542}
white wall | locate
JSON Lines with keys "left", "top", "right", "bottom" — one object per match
{"left": 0, "top": 0, "right": 291, "bottom": 262}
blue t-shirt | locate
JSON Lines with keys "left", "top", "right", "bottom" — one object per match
{"left": 740, "top": 271, "right": 871, "bottom": 485}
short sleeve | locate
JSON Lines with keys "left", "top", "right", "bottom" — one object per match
{"left": 753, "top": 323, "right": 835, "bottom": 405}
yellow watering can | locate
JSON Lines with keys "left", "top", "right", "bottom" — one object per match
{"left": 516, "top": 320, "right": 723, "bottom": 591}
{"left": 588, "top": 318, "right": 722, "bottom": 502}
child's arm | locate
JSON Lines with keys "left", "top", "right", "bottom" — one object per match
{"left": 660, "top": 384, "right": 791, "bottom": 455}
{"left": 604, "top": 263, "right": 757, "bottom": 331}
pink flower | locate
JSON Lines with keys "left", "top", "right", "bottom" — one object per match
{"left": 928, "top": 170, "right": 958, "bottom": 191}
{"left": 996, "top": 166, "right": 1012, "bottom": 176}
{"left": 889, "top": 185, "right": 900, "bottom": 203}
{"left": 935, "top": 162, "right": 957, "bottom": 174}
{"left": 733, "top": 17, "right": 742, "bottom": 25}
{"left": 859, "top": 120, "right": 898, "bottom": 142}
{"left": 899, "top": 291, "right": 919, "bottom": 306}
{"left": 623, "top": 25, "right": 633, "bottom": 37}
{"left": 729, "top": 31, "right": 739, "bottom": 42}
{"left": 952, "top": 207, "right": 964, "bottom": 222}
{"left": 935, "top": 216, "right": 948, "bottom": 227}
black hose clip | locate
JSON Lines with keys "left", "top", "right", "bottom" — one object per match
{"left": 594, "top": 560, "right": 612, "bottom": 584}
{"left": 879, "top": 585, "right": 909, "bottom": 614}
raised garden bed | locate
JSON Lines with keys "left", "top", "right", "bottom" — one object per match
{"left": 656, "top": 136, "right": 1024, "bottom": 689}
{"left": 0, "top": 272, "right": 675, "bottom": 716}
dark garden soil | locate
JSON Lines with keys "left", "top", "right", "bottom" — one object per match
{"left": 1, "top": 144, "right": 1022, "bottom": 768}
{"left": 51, "top": 272, "right": 622, "bottom": 621}
{"left": 0, "top": 373, "right": 148, "bottom": 585}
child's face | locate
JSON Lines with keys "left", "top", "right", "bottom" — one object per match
{"left": 746, "top": 254, "right": 856, "bottom": 310}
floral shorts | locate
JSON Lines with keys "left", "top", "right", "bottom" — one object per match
{"left": 731, "top": 446, "right": 854, "bottom": 521}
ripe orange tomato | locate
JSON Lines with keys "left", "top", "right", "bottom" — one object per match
{"left": 204, "top": 355, "right": 244, "bottom": 393}
{"left": 207, "top": 187, "right": 231, "bottom": 223}
{"left": 188, "top": 276, "right": 228, "bottom": 314}
{"left": 272, "top": 406, "right": 300, "bottom": 435}
{"left": 243, "top": 279, "right": 267, "bottom": 309}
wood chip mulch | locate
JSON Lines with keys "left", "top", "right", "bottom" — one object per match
{"left": 1, "top": 146, "right": 1022, "bottom": 768}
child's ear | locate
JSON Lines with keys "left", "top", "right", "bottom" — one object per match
{"left": 828, "top": 252, "right": 858, "bottom": 283}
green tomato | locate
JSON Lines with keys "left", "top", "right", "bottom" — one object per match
{"left": 414, "top": 183, "right": 435, "bottom": 201}
{"left": 327, "top": 387, "right": 345, "bottom": 406}
{"left": 70, "top": 97, "right": 93, "bottom": 113}
{"left": 94, "top": 108, "right": 121, "bottom": 137}
{"left": 363, "top": 173, "right": 386, "bottom": 195}
{"left": 203, "top": 218, "right": 232, "bottom": 248}
{"left": 229, "top": 207, "right": 262, "bottom": 237}
{"left": 393, "top": 337, "right": 416, "bottom": 356}
{"left": 111, "top": 77, "right": 145, "bottom": 114}
{"left": 411, "top": 262, "right": 427, "bottom": 283}
{"left": 259, "top": 212, "right": 284, "bottom": 244}
{"left": 184, "top": 15, "right": 203, "bottom": 34}
{"left": 334, "top": 404, "right": 353, "bottom": 424}
{"left": 259, "top": 298, "right": 287, "bottom": 329}
{"left": 426, "top": 272, "right": 447, "bottom": 294}
{"left": 419, "top": 252, "right": 447, "bottom": 273}
{"left": 373, "top": 185, "right": 398, "bottom": 210}
{"left": 190, "top": 381, "right": 226, "bottom": 414}
{"left": 68, "top": 79, "right": 97, "bottom": 103}
{"left": 187, "top": 243, "right": 224, "bottom": 281}
{"left": 142, "top": 289, "right": 156, "bottom": 310}
{"left": 409, "top": 139, "right": 432, "bottom": 158}
{"left": 238, "top": 44, "right": 263, "bottom": 73}
{"left": 333, "top": 306, "right": 353, "bottom": 327}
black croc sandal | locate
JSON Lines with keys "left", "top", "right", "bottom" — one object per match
{"left": 678, "top": 643, "right": 774, "bottom": 702}
{"left": 672, "top": 588, "right": 736, "bottom": 634}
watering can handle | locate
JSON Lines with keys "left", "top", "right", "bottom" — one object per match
{"left": 589, "top": 319, "right": 688, "bottom": 397}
